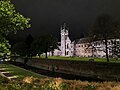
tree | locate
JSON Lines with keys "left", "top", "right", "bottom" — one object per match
{"left": 47, "top": 35, "right": 58, "bottom": 56}
{"left": 30, "top": 38, "right": 43, "bottom": 57}
{"left": 30, "top": 35, "right": 58, "bottom": 58}
{"left": 110, "top": 40, "right": 120, "bottom": 58}
{"left": 25, "top": 34, "right": 34, "bottom": 57}
{"left": 0, "top": 37, "right": 10, "bottom": 58}
{"left": 41, "top": 35, "right": 58, "bottom": 58}
{"left": 25, "top": 34, "right": 34, "bottom": 48}
{"left": 88, "top": 14, "right": 120, "bottom": 62}
{"left": 0, "top": 0, "right": 30, "bottom": 35}
{"left": 11, "top": 41, "right": 29, "bottom": 66}
{"left": 11, "top": 42, "right": 28, "bottom": 56}
{"left": 0, "top": 0, "right": 30, "bottom": 56}
{"left": 11, "top": 35, "right": 34, "bottom": 58}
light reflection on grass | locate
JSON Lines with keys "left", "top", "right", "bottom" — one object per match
{"left": 0, "top": 64, "right": 46, "bottom": 80}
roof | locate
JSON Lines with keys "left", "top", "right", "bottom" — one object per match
{"left": 74, "top": 38, "right": 90, "bottom": 44}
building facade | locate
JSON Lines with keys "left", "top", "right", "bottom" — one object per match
{"left": 53, "top": 23, "right": 120, "bottom": 58}
{"left": 60, "top": 23, "right": 74, "bottom": 56}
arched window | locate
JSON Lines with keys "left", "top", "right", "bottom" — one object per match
{"left": 67, "top": 44, "right": 69, "bottom": 49}
{"left": 66, "top": 51, "right": 69, "bottom": 55}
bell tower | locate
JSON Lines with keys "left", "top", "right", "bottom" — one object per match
{"left": 61, "top": 23, "right": 69, "bottom": 56}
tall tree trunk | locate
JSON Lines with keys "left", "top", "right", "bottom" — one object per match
{"left": 24, "top": 57, "right": 29, "bottom": 68}
{"left": 45, "top": 51, "right": 48, "bottom": 59}
{"left": 38, "top": 54, "right": 41, "bottom": 58}
{"left": 105, "top": 38, "right": 109, "bottom": 62}
{"left": 45, "top": 42, "right": 48, "bottom": 59}
{"left": 51, "top": 50, "right": 54, "bottom": 56}
{"left": 92, "top": 45, "right": 94, "bottom": 58}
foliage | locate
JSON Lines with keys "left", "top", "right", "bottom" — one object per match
{"left": 11, "top": 34, "right": 57, "bottom": 58}
{"left": 11, "top": 42, "right": 28, "bottom": 56}
{"left": 40, "top": 35, "right": 58, "bottom": 58}
{"left": 25, "top": 34, "right": 33, "bottom": 49}
{"left": 0, "top": 75, "right": 9, "bottom": 84}
{"left": 0, "top": 37, "right": 10, "bottom": 58}
{"left": 59, "top": 82, "right": 68, "bottom": 90}
{"left": 0, "top": 75, "right": 68, "bottom": 90}
{"left": 0, "top": 0, "right": 30, "bottom": 35}
{"left": 11, "top": 35, "right": 34, "bottom": 57}
{"left": 110, "top": 40, "right": 120, "bottom": 58}
{"left": 0, "top": 0, "right": 30, "bottom": 57}
{"left": 30, "top": 37, "right": 43, "bottom": 57}
{"left": 30, "top": 34, "right": 58, "bottom": 58}
{"left": 88, "top": 14, "right": 120, "bottom": 62}
{"left": 23, "top": 77, "right": 68, "bottom": 90}
{"left": 85, "top": 84, "right": 96, "bottom": 90}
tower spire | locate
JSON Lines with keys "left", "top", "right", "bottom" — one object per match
{"left": 63, "top": 22, "right": 66, "bottom": 29}
{"left": 61, "top": 25, "right": 62, "bottom": 30}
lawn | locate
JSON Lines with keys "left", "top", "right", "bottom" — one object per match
{"left": 40, "top": 56, "right": 120, "bottom": 63}
{"left": 0, "top": 64, "right": 46, "bottom": 80}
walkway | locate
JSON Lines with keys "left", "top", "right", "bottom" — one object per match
{"left": 0, "top": 67, "right": 18, "bottom": 80}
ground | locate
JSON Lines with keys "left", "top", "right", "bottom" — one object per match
{"left": 0, "top": 64, "right": 46, "bottom": 80}
{"left": 1, "top": 63, "right": 120, "bottom": 90}
{"left": 40, "top": 56, "right": 120, "bottom": 63}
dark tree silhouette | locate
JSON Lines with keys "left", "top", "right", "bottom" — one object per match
{"left": 30, "top": 34, "right": 58, "bottom": 58}
{"left": 87, "top": 14, "right": 120, "bottom": 62}
{"left": 25, "top": 34, "right": 34, "bottom": 57}
{"left": 25, "top": 34, "right": 34, "bottom": 48}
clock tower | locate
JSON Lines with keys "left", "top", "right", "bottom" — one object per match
{"left": 61, "top": 23, "right": 69, "bottom": 56}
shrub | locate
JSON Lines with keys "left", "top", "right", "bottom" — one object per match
{"left": 0, "top": 76, "right": 9, "bottom": 84}
{"left": 85, "top": 84, "right": 96, "bottom": 90}
{"left": 59, "top": 82, "right": 68, "bottom": 90}
{"left": 1, "top": 75, "right": 120, "bottom": 90}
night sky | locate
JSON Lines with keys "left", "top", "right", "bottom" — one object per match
{"left": 10, "top": 0, "right": 120, "bottom": 41}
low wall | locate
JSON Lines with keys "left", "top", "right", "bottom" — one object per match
{"left": 15, "top": 57, "right": 120, "bottom": 81}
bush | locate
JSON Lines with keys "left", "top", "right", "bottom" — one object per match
{"left": 1, "top": 75, "right": 120, "bottom": 90}
{"left": 22, "top": 77, "right": 68, "bottom": 90}
{"left": 59, "top": 82, "right": 68, "bottom": 90}
{"left": 85, "top": 84, "right": 96, "bottom": 90}
{"left": 0, "top": 76, "right": 9, "bottom": 84}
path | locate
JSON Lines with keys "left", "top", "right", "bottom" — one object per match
{"left": 0, "top": 66, "right": 18, "bottom": 80}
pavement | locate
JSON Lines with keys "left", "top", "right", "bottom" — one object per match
{"left": 0, "top": 66, "right": 18, "bottom": 80}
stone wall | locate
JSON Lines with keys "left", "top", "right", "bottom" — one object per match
{"left": 15, "top": 57, "right": 120, "bottom": 80}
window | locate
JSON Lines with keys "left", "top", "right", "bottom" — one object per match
{"left": 116, "top": 41, "right": 119, "bottom": 44}
{"left": 97, "top": 42, "right": 100, "bottom": 46}
{"left": 94, "top": 42, "right": 97, "bottom": 46}
{"left": 88, "top": 50, "right": 90, "bottom": 53}
{"left": 81, "top": 45, "right": 84, "bottom": 47}
{"left": 67, "top": 44, "right": 69, "bottom": 49}
{"left": 66, "top": 51, "right": 69, "bottom": 55}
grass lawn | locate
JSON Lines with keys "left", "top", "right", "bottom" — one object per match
{"left": 40, "top": 56, "right": 120, "bottom": 63}
{"left": 0, "top": 64, "right": 46, "bottom": 80}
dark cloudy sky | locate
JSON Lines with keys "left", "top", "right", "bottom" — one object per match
{"left": 11, "top": 0, "right": 120, "bottom": 40}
